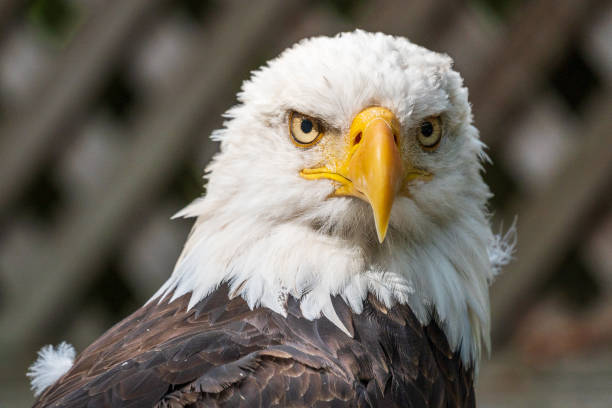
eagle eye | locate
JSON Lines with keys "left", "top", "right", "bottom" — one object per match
{"left": 290, "top": 112, "right": 323, "bottom": 147}
{"left": 417, "top": 116, "right": 442, "bottom": 149}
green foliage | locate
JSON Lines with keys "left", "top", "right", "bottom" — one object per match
{"left": 21, "top": 164, "right": 64, "bottom": 224}
{"left": 483, "top": 152, "right": 518, "bottom": 212}
{"left": 550, "top": 46, "right": 601, "bottom": 114}
{"left": 176, "top": 0, "right": 217, "bottom": 22}
{"left": 86, "top": 258, "right": 139, "bottom": 319}
{"left": 27, "top": 0, "right": 77, "bottom": 44}
{"left": 543, "top": 250, "right": 602, "bottom": 310}
{"left": 169, "top": 163, "right": 205, "bottom": 203}
{"left": 99, "top": 70, "right": 137, "bottom": 122}
{"left": 470, "top": 0, "right": 524, "bottom": 20}
{"left": 318, "top": 0, "right": 365, "bottom": 19}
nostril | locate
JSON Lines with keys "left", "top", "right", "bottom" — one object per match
{"left": 393, "top": 133, "right": 398, "bottom": 145}
{"left": 353, "top": 132, "right": 362, "bottom": 146}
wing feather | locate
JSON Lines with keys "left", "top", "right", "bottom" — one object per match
{"left": 34, "top": 285, "right": 474, "bottom": 407}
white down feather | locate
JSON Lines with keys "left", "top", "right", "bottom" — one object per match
{"left": 27, "top": 342, "right": 76, "bottom": 397}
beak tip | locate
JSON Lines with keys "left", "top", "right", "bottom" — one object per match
{"left": 374, "top": 220, "right": 388, "bottom": 244}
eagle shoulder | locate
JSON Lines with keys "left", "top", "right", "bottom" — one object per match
{"left": 33, "top": 285, "right": 474, "bottom": 407}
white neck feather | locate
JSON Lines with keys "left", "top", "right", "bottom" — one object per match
{"left": 152, "top": 195, "right": 514, "bottom": 367}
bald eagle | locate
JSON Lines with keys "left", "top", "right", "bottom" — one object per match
{"left": 28, "top": 30, "right": 513, "bottom": 407}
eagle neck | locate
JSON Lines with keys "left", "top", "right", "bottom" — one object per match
{"left": 151, "top": 205, "right": 503, "bottom": 368}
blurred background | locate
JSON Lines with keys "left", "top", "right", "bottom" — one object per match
{"left": 0, "top": 0, "right": 611, "bottom": 406}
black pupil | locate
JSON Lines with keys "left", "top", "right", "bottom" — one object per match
{"left": 301, "top": 119, "right": 313, "bottom": 133}
{"left": 420, "top": 121, "right": 433, "bottom": 137}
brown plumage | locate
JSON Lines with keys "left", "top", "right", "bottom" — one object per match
{"left": 34, "top": 285, "right": 474, "bottom": 407}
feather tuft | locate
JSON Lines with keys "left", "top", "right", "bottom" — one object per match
{"left": 27, "top": 342, "right": 76, "bottom": 397}
{"left": 488, "top": 218, "right": 517, "bottom": 277}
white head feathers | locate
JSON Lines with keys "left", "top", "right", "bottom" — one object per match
{"left": 153, "top": 30, "right": 513, "bottom": 366}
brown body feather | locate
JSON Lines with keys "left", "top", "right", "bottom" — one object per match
{"left": 34, "top": 285, "right": 475, "bottom": 407}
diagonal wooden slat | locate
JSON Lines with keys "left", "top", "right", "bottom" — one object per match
{"left": 490, "top": 92, "right": 612, "bottom": 345}
{"left": 470, "top": 0, "right": 606, "bottom": 147}
{"left": 0, "top": 0, "right": 304, "bottom": 353}
{"left": 0, "top": 0, "right": 165, "bottom": 216}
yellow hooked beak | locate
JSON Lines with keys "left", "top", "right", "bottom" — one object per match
{"left": 301, "top": 107, "right": 428, "bottom": 243}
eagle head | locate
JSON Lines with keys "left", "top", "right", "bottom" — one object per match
{"left": 155, "top": 30, "right": 508, "bottom": 366}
